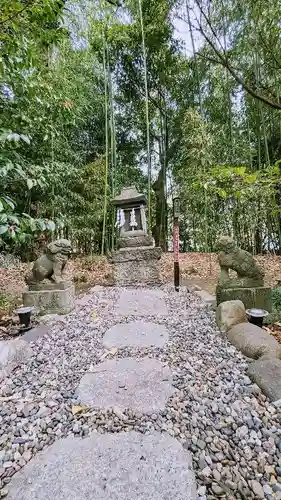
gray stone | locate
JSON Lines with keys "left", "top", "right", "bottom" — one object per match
{"left": 250, "top": 479, "right": 265, "bottom": 498}
{"left": 112, "top": 248, "right": 162, "bottom": 286}
{"left": 216, "top": 300, "right": 246, "bottom": 333}
{"left": 76, "top": 358, "right": 175, "bottom": 412}
{"left": 263, "top": 484, "right": 273, "bottom": 496}
{"left": 23, "top": 283, "right": 75, "bottom": 315}
{"left": 0, "top": 339, "right": 33, "bottom": 381}
{"left": 103, "top": 321, "right": 168, "bottom": 348}
{"left": 248, "top": 358, "right": 281, "bottom": 402}
{"left": 216, "top": 286, "right": 272, "bottom": 312}
{"left": 5, "top": 432, "right": 197, "bottom": 500}
{"left": 112, "top": 247, "right": 161, "bottom": 263}
{"left": 194, "top": 290, "right": 216, "bottom": 308}
{"left": 211, "top": 483, "right": 224, "bottom": 495}
{"left": 227, "top": 322, "right": 281, "bottom": 359}
{"left": 113, "top": 259, "right": 161, "bottom": 286}
{"left": 22, "top": 325, "right": 50, "bottom": 343}
{"left": 119, "top": 235, "right": 154, "bottom": 248}
{"left": 115, "top": 289, "right": 168, "bottom": 316}
{"left": 112, "top": 186, "right": 146, "bottom": 205}
{"left": 28, "top": 281, "right": 72, "bottom": 291}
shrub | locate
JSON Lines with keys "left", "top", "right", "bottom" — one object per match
{"left": 272, "top": 287, "right": 281, "bottom": 311}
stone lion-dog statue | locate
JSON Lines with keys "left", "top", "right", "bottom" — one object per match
{"left": 25, "top": 239, "right": 72, "bottom": 286}
{"left": 216, "top": 236, "right": 264, "bottom": 286}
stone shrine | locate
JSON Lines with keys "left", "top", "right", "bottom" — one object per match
{"left": 216, "top": 236, "right": 272, "bottom": 311}
{"left": 110, "top": 186, "right": 162, "bottom": 285}
{"left": 23, "top": 239, "right": 75, "bottom": 314}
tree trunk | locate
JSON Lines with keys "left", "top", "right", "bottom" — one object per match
{"left": 152, "top": 165, "right": 167, "bottom": 251}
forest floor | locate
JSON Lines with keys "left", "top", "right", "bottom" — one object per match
{"left": 1, "top": 252, "right": 281, "bottom": 308}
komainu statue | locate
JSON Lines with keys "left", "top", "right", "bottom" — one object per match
{"left": 216, "top": 236, "right": 265, "bottom": 286}
{"left": 25, "top": 239, "right": 72, "bottom": 286}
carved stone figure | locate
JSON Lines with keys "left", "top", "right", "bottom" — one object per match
{"left": 25, "top": 239, "right": 72, "bottom": 286}
{"left": 215, "top": 236, "right": 271, "bottom": 312}
{"left": 216, "top": 236, "right": 264, "bottom": 286}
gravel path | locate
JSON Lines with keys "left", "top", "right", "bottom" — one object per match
{"left": 0, "top": 285, "right": 281, "bottom": 499}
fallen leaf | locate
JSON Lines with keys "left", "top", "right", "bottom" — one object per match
{"left": 91, "top": 311, "right": 98, "bottom": 321}
{"left": 71, "top": 404, "right": 88, "bottom": 416}
{"left": 100, "top": 347, "right": 118, "bottom": 360}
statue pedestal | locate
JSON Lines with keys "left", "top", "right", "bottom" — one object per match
{"left": 23, "top": 281, "right": 75, "bottom": 315}
{"left": 111, "top": 246, "right": 162, "bottom": 286}
{"left": 216, "top": 285, "right": 272, "bottom": 312}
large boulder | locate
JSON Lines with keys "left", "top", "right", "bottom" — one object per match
{"left": 226, "top": 322, "right": 281, "bottom": 359}
{"left": 216, "top": 300, "right": 246, "bottom": 332}
{"left": 0, "top": 339, "right": 33, "bottom": 381}
{"left": 248, "top": 358, "right": 281, "bottom": 401}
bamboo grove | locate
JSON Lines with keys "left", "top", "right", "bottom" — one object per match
{"left": 1, "top": 0, "right": 281, "bottom": 259}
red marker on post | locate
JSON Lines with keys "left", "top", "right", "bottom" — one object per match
{"left": 173, "top": 197, "right": 180, "bottom": 292}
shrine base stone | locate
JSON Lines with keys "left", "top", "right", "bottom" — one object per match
{"left": 112, "top": 247, "right": 162, "bottom": 286}
{"left": 216, "top": 285, "right": 272, "bottom": 312}
{"left": 23, "top": 283, "right": 75, "bottom": 315}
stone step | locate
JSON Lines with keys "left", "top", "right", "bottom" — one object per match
{"left": 5, "top": 432, "right": 197, "bottom": 500}
{"left": 76, "top": 357, "right": 175, "bottom": 412}
{"left": 115, "top": 289, "right": 168, "bottom": 316}
{"left": 103, "top": 321, "right": 168, "bottom": 348}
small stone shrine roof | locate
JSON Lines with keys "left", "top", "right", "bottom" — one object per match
{"left": 112, "top": 186, "right": 147, "bottom": 206}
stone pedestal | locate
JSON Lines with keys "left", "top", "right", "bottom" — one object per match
{"left": 216, "top": 285, "right": 272, "bottom": 312}
{"left": 111, "top": 246, "right": 162, "bottom": 286}
{"left": 23, "top": 281, "right": 75, "bottom": 315}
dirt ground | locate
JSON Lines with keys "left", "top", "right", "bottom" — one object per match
{"left": 161, "top": 252, "right": 281, "bottom": 294}
{"left": 1, "top": 251, "right": 280, "bottom": 300}
{"left": 1, "top": 251, "right": 281, "bottom": 338}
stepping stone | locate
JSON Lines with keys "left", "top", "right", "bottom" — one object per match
{"left": 115, "top": 289, "right": 168, "bottom": 316}
{"left": 22, "top": 325, "right": 50, "bottom": 343}
{"left": 6, "top": 432, "right": 197, "bottom": 500}
{"left": 76, "top": 358, "right": 175, "bottom": 412}
{"left": 103, "top": 321, "right": 168, "bottom": 348}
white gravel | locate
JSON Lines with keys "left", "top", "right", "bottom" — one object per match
{"left": 0, "top": 285, "right": 281, "bottom": 500}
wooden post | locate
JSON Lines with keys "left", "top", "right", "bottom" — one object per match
{"left": 173, "top": 197, "right": 180, "bottom": 292}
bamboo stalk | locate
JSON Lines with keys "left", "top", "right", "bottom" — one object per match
{"left": 138, "top": 0, "right": 151, "bottom": 232}
{"left": 108, "top": 59, "right": 116, "bottom": 251}
{"left": 101, "top": 34, "right": 109, "bottom": 256}
{"left": 186, "top": 2, "right": 203, "bottom": 115}
{"left": 247, "top": 118, "right": 253, "bottom": 169}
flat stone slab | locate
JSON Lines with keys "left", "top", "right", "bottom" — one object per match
{"left": 103, "top": 321, "right": 168, "bottom": 348}
{"left": 6, "top": 432, "right": 197, "bottom": 500}
{"left": 0, "top": 339, "right": 33, "bottom": 381}
{"left": 115, "top": 289, "right": 168, "bottom": 316}
{"left": 22, "top": 324, "right": 50, "bottom": 343}
{"left": 76, "top": 358, "right": 175, "bottom": 411}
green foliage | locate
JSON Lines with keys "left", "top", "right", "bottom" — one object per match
{"left": 272, "top": 287, "right": 281, "bottom": 311}
{"left": 0, "top": 291, "right": 16, "bottom": 318}
{"left": 1, "top": 0, "right": 281, "bottom": 259}
{"left": 0, "top": 194, "right": 58, "bottom": 256}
